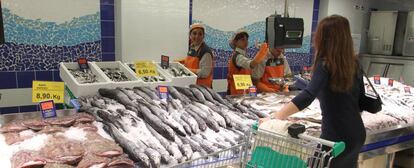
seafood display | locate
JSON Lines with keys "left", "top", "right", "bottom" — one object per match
{"left": 230, "top": 77, "right": 414, "bottom": 134}
{"left": 0, "top": 113, "right": 134, "bottom": 168}
{"left": 166, "top": 66, "right": 192, "bottom": 77}
{"left": 100, "top": 68, "right": 131, "bottom": 82}
{"left": 127, "top": 63, "right": 167, "bottom": 83}
{"left": 68, "top": 69, "right": 99, "bottom": 84}
{"left": 78, "top": 85, "right": 261, "bottom": 167}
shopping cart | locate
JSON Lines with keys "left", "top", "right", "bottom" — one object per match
{"left": 245, "top": 123, "right": 345, "bottom": 168}
{"left": 173, "top": 123, "right": 345, "bottom": 168}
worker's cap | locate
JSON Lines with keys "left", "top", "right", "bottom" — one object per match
{"left": 190, "top": 23, "right": 205, "bottom": 33}
{"left": 229, "top": 29, "right": 249, "bottom": 49}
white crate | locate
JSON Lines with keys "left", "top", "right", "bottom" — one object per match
{"left": 59, "top": 62, "right": 110, "bottom": 98}
{"left": 155, "top": 62, "right": 197, "bottom": 87}
{"left": 94, "top": 61, "right": 144, "bottom": 89}
{"left": 124, "top": 62, "right": 172, "bottom": 89}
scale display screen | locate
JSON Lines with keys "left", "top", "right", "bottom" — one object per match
{"left": 286, "top": 31, "right": 302, "bottom": 38}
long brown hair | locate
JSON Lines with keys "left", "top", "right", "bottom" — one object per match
{"left": 313, "top": 15, "right": 357, "bottom": 92}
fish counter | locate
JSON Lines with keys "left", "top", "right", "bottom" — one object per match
{"left": 1, "top": 76, "right": 413, "bottom": 167}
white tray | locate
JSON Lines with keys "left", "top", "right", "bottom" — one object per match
{"left": 59, "top": 62, "right": 110, "bottom": 98}
{"left": 155, "top": 62, "right": 197, "bottom": 87}
{"left": 94, "top": 61, "right": 144, "bottom": 89}
{"left": 124, "top": 62, "right": 172, "bottom": 89}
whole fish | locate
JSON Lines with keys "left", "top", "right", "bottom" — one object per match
{"left": 132, "top": 88, "right": 154, "bottom": 103}
{"left": 119, "top": 88, "right": 141, "bottom": 101}
{"left": 190, "top": 135, "right": 217, "bottom": 154}
{"left": 193, "top": 102, "right": 226, "bottom": 127}
{"left": 188, "top": 104, "right": 220, "bottom": 132}
{"left": 179, "top": 136, "right": 203, "bottom": 153}
{"left": 99, "top": 88, "right": 135, "bottom": 107}
{"left": 90, "top": 97, "right": 107, "bottom": 109}
{"left": 204, "top": 101, "right": 234, "bottom": 128}
{"left": 138, "top": 104, "right": 176, "bottom": 141}
{"left": 234, "top": 103, "right": 260, "bottom": 120}
{"left": 179, "top": 144, "right": 193, "bottom": 159}
{"left": 200, "top": 85, "right": 231, "bottom": 106}
{"left": 104, "top": 123, "right": 151, "bottom": 168}
{"left": 190, "top": 87, "right": 206, "bottom": 102}
{"left": 185, "top": 108, "right": 207, "bottom": 131}
{"left": 167, "top": 86, "right": 191, "bottom": 104}
{"left": 174, "top": 86, "right": 198, "bottom": 101}
{"left": 146, "top": 123, "right": 182, "bottom": 162}
{"left": 97, "top": 110, "right": 128, "bottom": 132}
{"left": 144, "top": 147, "right": 161, "bottom": 168}
{"left": 135, "top": 86, "right": 160, "bottom": 101}
{"left": 145, "top": 103, "right": 187, "bottom": 136}
{"left": 180, "top": 111, "right": 200, "bottom": 134}
{"left": 189, "top": 84, "right": 216, "bottom": 103}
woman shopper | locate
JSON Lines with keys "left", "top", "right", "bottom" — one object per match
{"left": 260, "top": 15, "right": 366, "bottom": 168}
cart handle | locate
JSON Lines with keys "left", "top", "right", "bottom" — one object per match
{"left": 298, "top": 134, "right": 345, "bottom": 158}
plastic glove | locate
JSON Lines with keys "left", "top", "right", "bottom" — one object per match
{"left": 175, "top": 58, "right": 186, "bottom": 64}
{"left": 189, "top": 68, "right": 199, "bottom": 74}
{"left": 251, "top": 43, "right": 269, "bottom": 66}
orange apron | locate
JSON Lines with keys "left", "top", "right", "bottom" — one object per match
{"left": 259, "top": 57, "right": 285, "bottom": 92}
{"left": 227, "top": 51, "right": 252, "bottom": 95}
{"left": 183, "top": 43, "right": 213, "bottom": 88}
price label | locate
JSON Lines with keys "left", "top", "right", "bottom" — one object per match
{"left": 233, "top": 75, "right": 253, "bottom": 90}
{"left": 388, "top": 79, "right": 394, "bottom": 87}
{"left": 405, "top": 87, "right": 411, "bottom": 94}
{"left": 32, "top": 81, "right": 64, "bottom": 103}
{"left": 249, "top": 86, "right": 257, "bottom": 97}
{"left": 77, "top": 58, "right": 89, "bottom": 70}
{"left": 39, "top": 100, "right": 57, "bottom": 118}
{"left": 157, "top": 85, "right": 169, "bottom": 100}
{"left": 134, "top": 61, "right": 159, "bottom": 77}
{"left": 374, "top": 75, "right": 381, "bottom": 85}
{"left": 161, "top": 55, "right": 169, "bottom": 69}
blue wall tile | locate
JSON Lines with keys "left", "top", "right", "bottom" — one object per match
{"left": 1, "top": 107, "right": 19, "bottom": 114}
{"left": 35, "top": 71, "right": 54, "bottom": 81}
{"left": 222, "top": 67, "right": 228, "bottom": 79}
{"left": 101, "top": 21, "right": 115, "bottom": 37}
{"left": 19, "top": 105, "right": 38, "bottom": 113}
{"left": 0, "top": 72, "right": 17, "bottom": 89}
{"left": 53, "top": 71, "right": 62, "bottom": 81}
{"left": 102, "top": 53, "right": 116, "bottom": 61}
{"left": 17, "top": 71, "right": 35, "bottom": 88}
{"left": 102, "top": 37, "right": 115, "bottom": 53}
{"left": 100, "top": 5, "right": 115, "bottom": 20}
{"left": 100, "top": 0, "right": 114, "bottom": 5}
{"left": 213, "top": 67, "right": 223, "bottom": 79}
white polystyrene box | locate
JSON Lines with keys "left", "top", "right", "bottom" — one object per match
{"left": 155, "top": 62, "right": 197, "bottom": 87}
{"left": 59, "top": 62, "right": 110, "bottom": 98}
{"left": 93, "top": 61, "right": 144, "bottom": 89}
{"left": 124, "top": 62, "right": 172, "bottom": 89}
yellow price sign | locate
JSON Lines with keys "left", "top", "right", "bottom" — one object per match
{"left": 233, "top": 75, "right": 253, "bottom": 90}
{"left": 134, "top": 61, "right": 159, "bottom": 77}
{"left": 32, "top": 81, "right": 65, "bottom": 103}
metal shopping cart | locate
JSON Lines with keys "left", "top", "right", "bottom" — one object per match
{"left": 173, "top": 123, "right": 345, "bottom": 168}
{"left": 245, "top": 123, "right": 345, "bottom": 168}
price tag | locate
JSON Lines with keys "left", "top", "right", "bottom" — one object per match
{"left": 405, "top": 87, "right": 411, "bottom": 94}
{"left": 157, "top": 85, "right": 169, "bottom": 100}
{"left": 161, "top": 55, "right": 169, "bottom": 69}
{"left": 77, "top": 58, "right": 89, "bottom": 70}
{"left": 32, "top": 81, "right": 64, "bottom": 103}
{"left": 39, "top": 100, "right": 57, "bottom": 118}
{"left": 388, "top": 79, "right": 394, "bottom": 87}
{"left": 233, "top": 75, "right": 253, "bottom": 90}
{"left": 134, "top": 61, "right": 159, "bottom": 77}
{"left": 374, "top": 75, "right": 381, "bottom": 85}
{"left": 249, "top": 86, "right": 257, "bottom": 97}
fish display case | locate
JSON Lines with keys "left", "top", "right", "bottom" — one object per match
{"left": 59, "top": 62, "right": 110, "bottom": 98}
{"left": 155, "top": 62, "right": 197, "bottom": 87}
{"left": 94, "top": 61, "right": 144, "bottom": 89}
{"left": 124, "top": 62, "right": 172, "bottom": 89}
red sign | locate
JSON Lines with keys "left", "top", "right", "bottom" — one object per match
{"left": 374, "top": 75, "right": 381, "bottom": 85}
{"left": 388, "top": 79, "right": 394, "bottom": 87}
